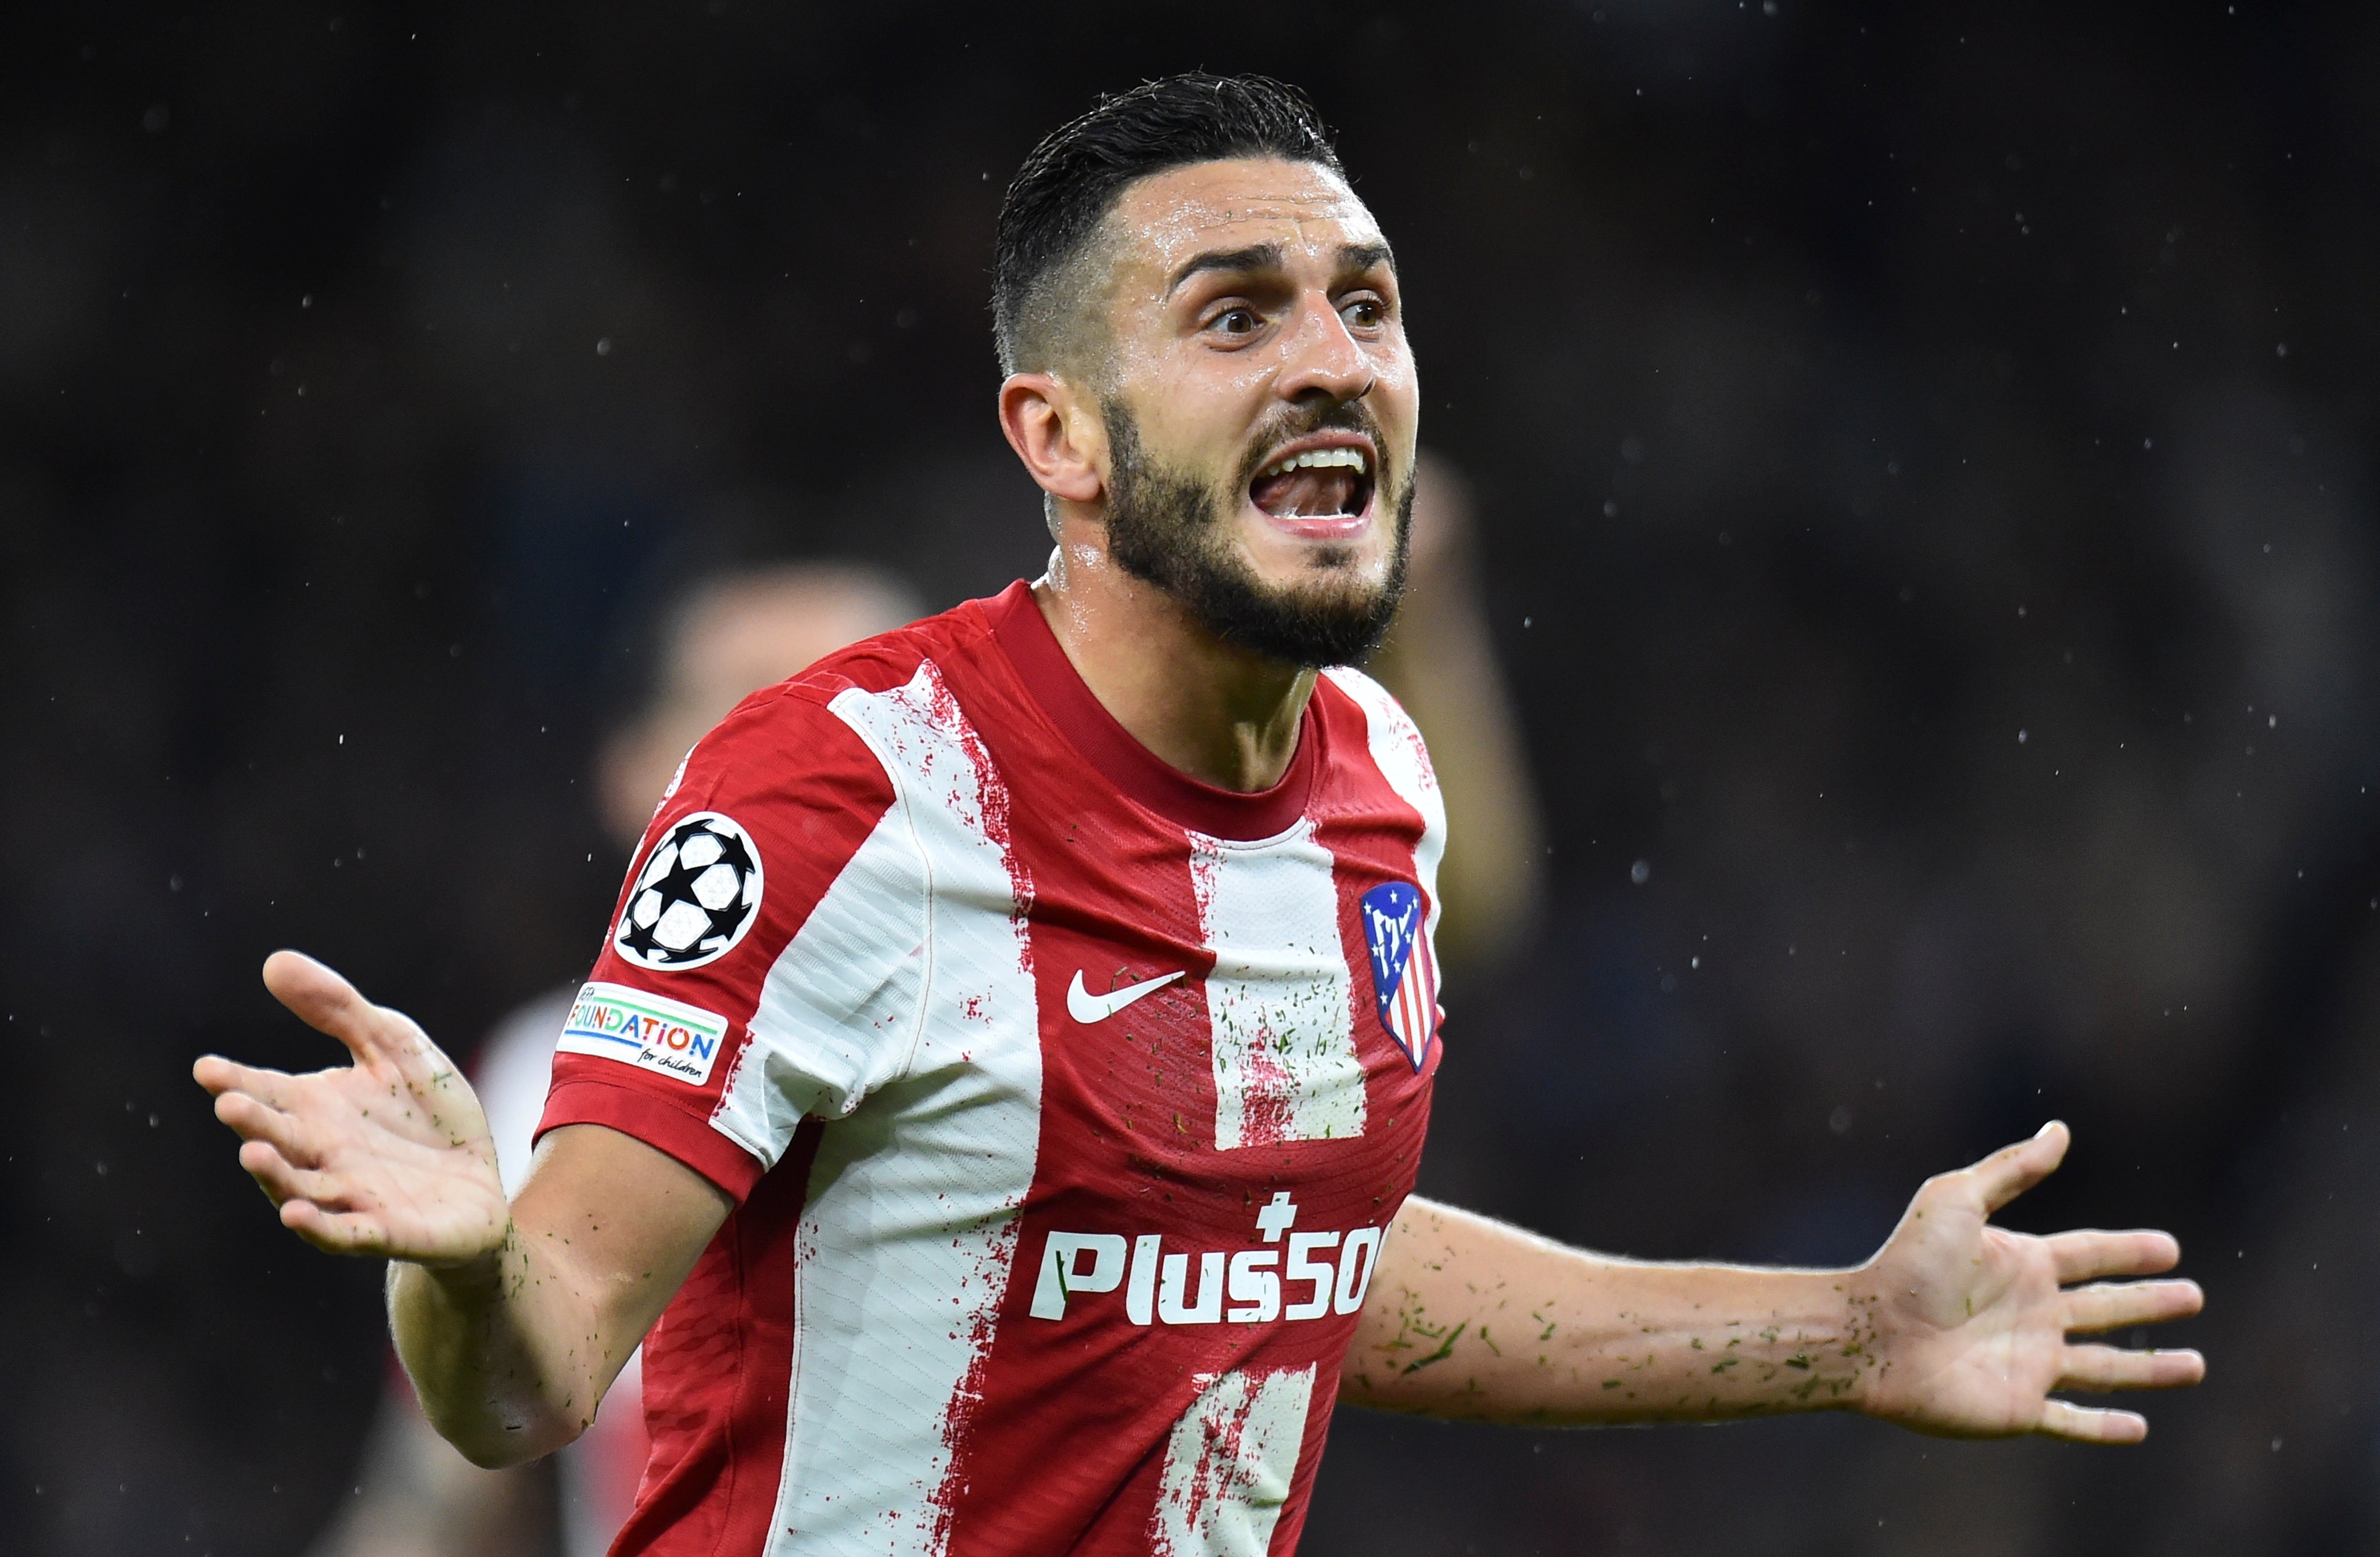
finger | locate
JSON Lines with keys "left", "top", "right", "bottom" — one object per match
{"left": 236, "top": 1139, "right": 345, "bottom": 1207}
{"left": 2035, "top": 1398, "right": 2148, "bottom": 1444}
{"left": 2059, "top": 1343, "right": 2206, "bottom": 1393}
{"left": 192, "top": 1055, "right": 298, "bottom": 1108}
{"left": 2064, "top": 1277, "right": 2205, "bottom": 1334}
{"left": 279, "top": 1198, "right": 391, "bottom": 1257}
{"left": 2048, "top": 1229, "right": 2180, "bottom": 1283}
{"left": 261, "top": 950, "right": 406, "bottom": 1067}
{"left": 1968, "top": 1119, "right": 2071, "bottom": 1214}
{"left": 213, "top": 1090, "right": 322, "bottom": 1166}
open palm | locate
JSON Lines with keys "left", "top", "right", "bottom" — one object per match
{"left": 1858, "top": 1122, "right": 2204, "bottom": 1443}
{"left": 193, "top": 950, "right": 510, "bottom": 1265}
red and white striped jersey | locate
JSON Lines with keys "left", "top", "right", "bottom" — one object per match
{"left": 539, "top": 581, "right": 1445, "bottom": 1557}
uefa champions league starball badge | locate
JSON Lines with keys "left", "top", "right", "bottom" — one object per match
{"left": 613, "top": 812, "right": 765, "bottom": 971}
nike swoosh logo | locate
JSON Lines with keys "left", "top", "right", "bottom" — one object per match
{"left": 1067, "top": 968, "right": 1185, "bottom": 1024}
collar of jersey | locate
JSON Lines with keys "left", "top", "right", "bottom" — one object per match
{"left": 983, "top": 579, "right": 1322, "bottom": 843}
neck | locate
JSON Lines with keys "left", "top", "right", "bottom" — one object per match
{"left": 1031, "top": 536, "right": 1314, "bottom": 794}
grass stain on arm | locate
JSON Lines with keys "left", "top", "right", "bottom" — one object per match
{"left": 1402, "top": 1322, "right": 1468, "bottom": 1376}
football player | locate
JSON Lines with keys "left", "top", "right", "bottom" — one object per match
{"left": 200, "top": 75, "right": 2203, "bottom": 1556}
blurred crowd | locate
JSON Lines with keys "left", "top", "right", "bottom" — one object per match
{"left": 5, "top": 4, "right": 2378, "bottom": 1555}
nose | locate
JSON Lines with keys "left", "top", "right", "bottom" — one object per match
{"left": 1274, "top": 291, "right": 1374, "bottom": 406}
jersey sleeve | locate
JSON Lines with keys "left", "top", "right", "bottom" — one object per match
{"left": 538, "top": 679, "right": 927, "bottom": 1201}
{"left": 1320, "top": 667, "right": 1447, "bottom": 907}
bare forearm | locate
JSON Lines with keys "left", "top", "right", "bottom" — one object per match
{"left": 387, "top": 1226, "right": 616, "bottom": 1467}
{"left": 1342, "top": 1197, "right": 1878, "bottom": 1424}
{"left": 387, "top": 1125, "right": 729, "bottom": 1466}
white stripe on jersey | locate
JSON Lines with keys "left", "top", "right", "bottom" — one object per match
{"left": 1189, "top": 822, "right": 1367, "bottom": 1151}
{"left": 1321, "top": 667, "right": 1447, "bottom": 938}
{"left": 761, "top": 664, "right": 1044, "bottom": 1556}
{"left": 1150, "top": 1365, "right": 1317, "bottom": 1557}
{"left": 716, "top": 790, "right": 931, "bottom": 1165}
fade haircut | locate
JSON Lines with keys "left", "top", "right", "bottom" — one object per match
{"left": 992, "top": 73, "right": 1344, "bottom": 377}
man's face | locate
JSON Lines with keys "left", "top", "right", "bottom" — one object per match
{"left": 1087, "top": 158, "right": 1419, "bottom": 665}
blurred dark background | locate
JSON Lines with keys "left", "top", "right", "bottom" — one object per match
{"left": 6, "top": 2, "right": 2379, "bottom": 1552}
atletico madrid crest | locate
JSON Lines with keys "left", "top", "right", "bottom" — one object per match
{"left": 1360, "top": 881, "right": 1438, "bottom": 1071}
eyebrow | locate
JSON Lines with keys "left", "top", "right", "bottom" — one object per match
{"left": 1164, "top": 240, "right": 1398, "bottom": 298}
{"left": 1166, "top": 243, "right": 1282, "bottom": 297}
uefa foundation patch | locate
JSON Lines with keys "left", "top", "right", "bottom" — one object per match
{"left": 557, "top": 980, "right": 731, "bottom": 1086}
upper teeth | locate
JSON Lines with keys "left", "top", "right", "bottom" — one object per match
{"left": 1260, "top": 447, "right": 1370, "bottom": 478}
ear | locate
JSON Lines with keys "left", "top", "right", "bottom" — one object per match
{"left": 998, "top": 372, "right": 1106, "bottom": 506}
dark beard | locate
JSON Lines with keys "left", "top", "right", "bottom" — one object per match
{"left": 1099, "top": 398, "right": 1411, "bottom": 669}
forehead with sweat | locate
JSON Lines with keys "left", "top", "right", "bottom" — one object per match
{"left": 1017, "top": 158, "right": 1380, "bottom": 375}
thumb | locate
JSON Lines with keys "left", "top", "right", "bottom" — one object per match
{"left": 1967, "top": 1119, "right": 2071, "bottom": 1215}
{"left": 261, "top": 950, "right": 411, "bottom": 1068}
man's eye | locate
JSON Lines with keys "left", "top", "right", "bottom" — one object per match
{"left": 1213, "top": 307, "right": 1259, "bottom": 335}
{"left": 1343, "top": 299, "right": 1385, "bottom": 328}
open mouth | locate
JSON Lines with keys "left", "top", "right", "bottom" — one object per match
{"left": 1249, "top": 444, "right": 1376, "bottom": 527}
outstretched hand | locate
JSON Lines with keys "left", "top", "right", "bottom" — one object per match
{"left": 1858, "top": 1121, "right": 2204, "bottom": 1443}
{"left": 193, "top": 951, "right": 508, "bottom": 1266}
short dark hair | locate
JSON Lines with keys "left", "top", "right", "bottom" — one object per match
{"left": 992, "top": 73, "right": 1344, "bottom": 375}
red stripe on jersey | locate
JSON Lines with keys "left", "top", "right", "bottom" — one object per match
{"left": 608, "top": 1120, "right": 822, "bottom": 1554}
